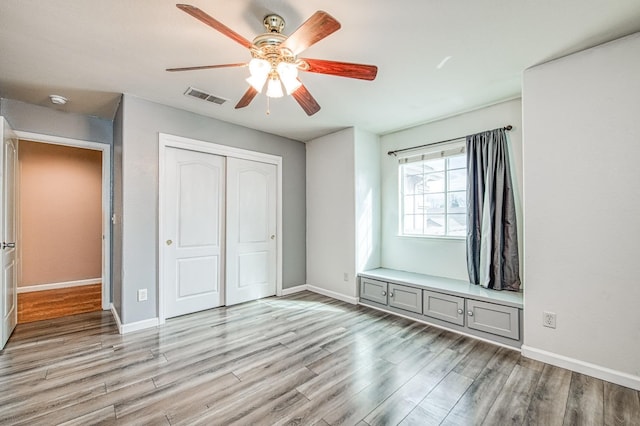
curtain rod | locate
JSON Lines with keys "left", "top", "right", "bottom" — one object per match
{"left": 387, "top": 125, "right": 513, "bottom": 157}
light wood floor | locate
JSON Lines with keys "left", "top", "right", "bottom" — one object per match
{"left": 0, "top": 291, "right": 638, "bottom": 425}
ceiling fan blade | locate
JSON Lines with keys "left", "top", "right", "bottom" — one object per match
{"left": 300, "top": 58, "right": 378, "bottom": 81}
{"left": 176, "top": 4, "right": 253, "bottom": 49}
{"left": 280, "top": 11, "right": 341, "bottom": 56}
{"left": 235, "top": 86, "right": 259, "bottom": 109}
{"left": 292, "top": 83, "right": 321, "bottom": 116}
{"left": 166, "top": 63, "right": 247, "bottom": 72}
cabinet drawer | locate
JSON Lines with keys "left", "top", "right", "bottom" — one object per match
{"left": 466, "top": 299, "right": 519, "bottom": 340}
{"left": 359, "top": 278, "right": 388, "bottom": 305}
{"left": 423, "top": 290, "right": 465, "bottom": 326}
{"left": 388, "top": 283, "right": 422, "bottom": 314}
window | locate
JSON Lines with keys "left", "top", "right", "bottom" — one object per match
{"left": 400, "top": 151, "right": 467, "bottom": 237}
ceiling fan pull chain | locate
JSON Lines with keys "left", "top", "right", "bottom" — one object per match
{"left": 266, "top": 96, "right": 271, "bottom": 115}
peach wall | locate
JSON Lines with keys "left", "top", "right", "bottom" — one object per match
{"left": 19, "top": 141, "right": 102, "bottom": 287}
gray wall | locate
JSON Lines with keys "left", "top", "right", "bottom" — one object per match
{"left": 111, "top": 98, "right": 123, "bottom": 317}
{"left": 0, "top": 98, "right": 112, "bottom": 145}
{"left": 120, "top": 95, "right": 306, "bottom": 324}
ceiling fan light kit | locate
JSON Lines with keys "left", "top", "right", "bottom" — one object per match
{"left": 167, "top": 4, "right": 378, "bottom": 116}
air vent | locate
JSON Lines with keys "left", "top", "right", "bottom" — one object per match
{"left": 184, "top": 87, "right": 228, "bottom": 105}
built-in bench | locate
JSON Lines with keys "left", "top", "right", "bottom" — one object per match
{"left": 358, "top": 268, "right": 524, "bottom": 349}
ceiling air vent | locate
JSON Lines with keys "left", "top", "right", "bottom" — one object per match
{"left": 184, "top": 87, "right": 228, "bottom": 105}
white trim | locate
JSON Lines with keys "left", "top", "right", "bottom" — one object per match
{"left": 17, "top": 278, "right": 101, "bottom": 293}
{"left": 110, "top": 303, "right": 123, "bottom": 334}
{"left": 121, "top": 317, "right": 159, "bottom": 334}
{"left": 158, "top": 133, "right": 283, "bottom": 325}
{"left": 521, "top": 345, "right": 640, "bottom": 391}
{"left": 14, "top": 131, "right": 112, "bottom": 311}
{"left": 362, "top": 301, "right": 521, "bottom": 352}
{"left": 280, "top": 285, "right": 308, "bottom": 296}
{"left": 110, "top": 303, "right": 159, "bottom": 334}
{"left": 306, "top": 285, "right": 359, "bottom": 305}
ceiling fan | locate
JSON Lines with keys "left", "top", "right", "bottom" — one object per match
{"left": 167, "top": 4, "right": 378, "bottom": 116}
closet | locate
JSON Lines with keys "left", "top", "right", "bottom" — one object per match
{"left": 159, "top": 135, "right": 279, "bottom": 319}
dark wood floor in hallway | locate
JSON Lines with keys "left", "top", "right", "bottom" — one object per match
{"left": 0, "top": 291, "right": 638, "bottom": 425}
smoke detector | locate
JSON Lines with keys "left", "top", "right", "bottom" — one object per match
{"left": 49, "top": 95, "right": 68, "bottom": 105}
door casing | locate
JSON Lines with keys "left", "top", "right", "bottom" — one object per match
{"left": 158, "top": 133, "right": 283, "bottom": 325}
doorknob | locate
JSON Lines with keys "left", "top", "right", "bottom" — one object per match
{"left": 166, "top": 239, "right": 173, "bottom": 246}
{"left": 270, "top": 235, "right": 275, "bottom": 240}
{"left": 2, "top": 242, "right": 15, "bottom": 249}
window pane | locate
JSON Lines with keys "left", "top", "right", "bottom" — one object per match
{"left": 448, "top": 168, "right": 466, "bottom": 191}
{"left": 403, "top": 173, "right": 423, "bottom": 195}
{"left": 425, "top": 193, "right": 445, "bottom": 214}
{"left": 424, "top": 158, "right": 445, "bottom": 172}
{"left": 403, "top": 214, "right": 424, "bottom": 234}
{"left": 400, "top": 151, "right": 468, "bottom": 238}
{"left": 425, "top": 214, "right": 445, "bottom": 235}
{"left": 448, "top": 154, "right": 466, "bottom": 170}
{"left": 404, "top": 194, "right": 425, "bottom": 215}
{"left": 424, "top": 172, "right": 444, "bottom": 193}
{"left": 448, "top": 191, "right": 466, "bottom": 214}
{"left": 448, "top": 214, "right": 467, "bottom": 236}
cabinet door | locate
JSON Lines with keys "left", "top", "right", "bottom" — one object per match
{"left": 466, "top": 299, "right": 520, "bottom": 340}
{"left": 359, "top": 278, "right": 388, "bottom": 305}
{"left": 423, "top": 290, "right": 465, "bottom": 326}
{"left": 388, "top": 283, "right": 422, "bottom": 314}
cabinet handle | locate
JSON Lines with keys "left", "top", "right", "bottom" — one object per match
{"left": 381, "top": 291, "right": 387, "bottom": 296}
{"left": 468, "top": 311, "right": 474, "bottom": 316}
{"left": 457, "top": 309, "right": 464, "bottom": 315}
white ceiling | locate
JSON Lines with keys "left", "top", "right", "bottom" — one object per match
{"left": 1, "top": 1, "right": 639, "bottom": 142}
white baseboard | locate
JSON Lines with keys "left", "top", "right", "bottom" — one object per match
{"left": 110, "top": 303, "right": 123, "bottom": 334}
{"left": 521, "top": 345, "right": 640, "bottom": 391}
{"left": 305, "top": 285, "right": 358, "bottom": 305}
{"left": 109, "top": 303, "right": 158, "bottom": 335}
{"left": 280, "top": 285, "right": 308, "bottom": 296}
{"left": 18, "top": 278, "right": 102, "bottom": 293}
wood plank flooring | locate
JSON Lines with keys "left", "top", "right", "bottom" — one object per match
{"left": 1, "top": 291, "right": 638, "bottom": 425}
{"left": 17, "top": 284, "right": 102, "bottom": 323}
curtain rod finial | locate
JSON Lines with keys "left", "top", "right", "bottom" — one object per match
{"left": 505, "top": 125, "right": 513, "bottom": 131}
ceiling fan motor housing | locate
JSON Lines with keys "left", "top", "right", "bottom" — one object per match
{"left": 263, "top": 14, "right": 285, "bottom": 33}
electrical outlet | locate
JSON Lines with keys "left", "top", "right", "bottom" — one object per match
{"left": 543, "top": 311, "right": 556, "bottom": 329}
{"left": 137, "top": 288, "right": 148, "bottom": 302}
{"left": 343, "top": 273, "right": 349, "bottom": 282}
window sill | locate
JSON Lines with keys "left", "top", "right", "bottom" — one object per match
{"left": 397, "top": 234, "right": 465, "bottom": 241}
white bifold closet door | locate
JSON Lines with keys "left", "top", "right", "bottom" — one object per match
{"left": 163, "top": 148, "right": 277, "bottom": 318}
{"left": 163, "top": 147, "right": 225, "bottom": 318}
{"left": 225, "top": 157, "right": 276, "bottom": 305}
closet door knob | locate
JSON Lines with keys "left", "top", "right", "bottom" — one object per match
{"left": 468, "top": 311, "right": 474, "bottom": 317}
{"left": 389, "top": 292, "right": 394, "bottom": 298}
{"left": 457, "top": 308, "right": 464, "bottom": 315}
{"left": 166, "top": 239, "right": 173, "bottom": 246}
{"left": 381, "top": 291, "right": 387, "bottom": 296}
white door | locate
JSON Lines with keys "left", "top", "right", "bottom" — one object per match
{"left": 1, "top": 118, "right": 17, "bottom": 349}
{"left": 226, "top": 158, "right": 277, "bottom": 305}
{"left": 163, "top": 147, "right": 225, "bottom": 318}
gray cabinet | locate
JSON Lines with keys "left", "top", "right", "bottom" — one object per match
{"left": 388, "top": 283, "right": 422, "bottom": 314}
{"left": 360, "top": 278, "right": 388, "bottom": 305}
{"left": 466, "top": 299, "right": 520, "bottom": 340}
{"left": 358, "top": 270, "right": 523, "bottom": 348}
{"left": 423, "top": 290, "right": 465, "bottom": 326}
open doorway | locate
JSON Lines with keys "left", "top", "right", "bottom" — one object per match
{"left": 14, "top": 133, "right": 111, "bottom": 323}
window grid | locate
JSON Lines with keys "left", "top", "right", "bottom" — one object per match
{"left": 400, "top": 154, "right": 467, "bottom": 237}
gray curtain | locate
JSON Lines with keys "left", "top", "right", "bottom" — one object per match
{"left": 466, "top": 128, "right": 521, "bottom": 291}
